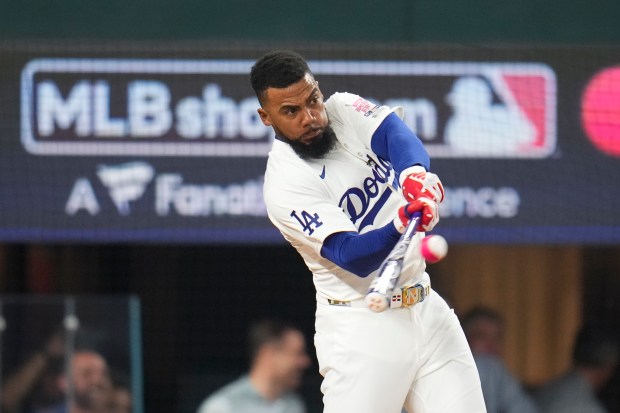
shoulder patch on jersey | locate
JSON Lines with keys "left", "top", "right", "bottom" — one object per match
{"left": 349, "top": 97, "right": 381, "bottom": 117}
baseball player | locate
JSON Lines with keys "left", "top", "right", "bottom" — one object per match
{"left": 250, "top": 50, "right": 486, "bottom": 413}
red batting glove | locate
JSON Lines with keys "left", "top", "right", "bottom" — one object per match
{"left": 401, "top": 167, "right": 445, "bottom": 205}
{"left": 394, "top": 199, "right": 439, "bottom": 234}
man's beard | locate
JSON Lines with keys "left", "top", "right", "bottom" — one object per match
{"left": 287, "top": 125, "right": 337, "bottom": 160}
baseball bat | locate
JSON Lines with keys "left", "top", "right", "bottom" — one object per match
{"left": 365, "top": 211, "right": 422, "bottom": 312}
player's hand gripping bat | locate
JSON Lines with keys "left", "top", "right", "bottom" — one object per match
{"left": 365, "top": 211, "right": 422, "bottom": 312}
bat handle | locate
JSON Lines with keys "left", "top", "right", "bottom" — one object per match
{"left": 365, "top": 291, "right": 390, "bottom": 312}
{"left": 403, "top": 211, "right": 422, "bottom": 239}
{"left": 364, "top": 211, "right": 423, "bottom": 313}
{"left": 365, "top": 259, "right": 400, "bottom": 312}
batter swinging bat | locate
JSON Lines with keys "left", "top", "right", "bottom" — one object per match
{"left": 365, "top": 211, "right": 422, "bottom": 312}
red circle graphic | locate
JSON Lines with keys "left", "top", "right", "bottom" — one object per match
{"left": 581, "top": 67, "right": 620, "bottom": 157}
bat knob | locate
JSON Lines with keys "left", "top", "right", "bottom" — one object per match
{"left": 365, "top": 292, "right": 389, "bottom": 313}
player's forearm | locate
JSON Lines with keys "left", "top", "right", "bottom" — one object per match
{"left": 320, "top": 221, "right": 402, "bottom": 277}
{"left": 371, "top": 112, "right": 430, "bottom": 173}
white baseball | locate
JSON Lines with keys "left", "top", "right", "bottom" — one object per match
{"left": 421, "top": 235, "right": 448, "bottom": 263}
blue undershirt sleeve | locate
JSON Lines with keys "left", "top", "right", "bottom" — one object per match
{"left": 320, "top": 221, "right": 402, "bottom": 278}
{"left": 371, "top": 112, "right": 430, "bottom": 173}
{"left": 320, "top": 114, "right": 430, "bottom": 278}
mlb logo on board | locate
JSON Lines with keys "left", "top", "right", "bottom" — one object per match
{"left": 430, "top": 64, "right": 556, "bottom": 158}
{"left": 311, "top": 60, "right": 557, "bottom": 159}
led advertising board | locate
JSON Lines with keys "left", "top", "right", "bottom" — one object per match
{"left": 1, "top": 44, "right": 618, "bottom": 244}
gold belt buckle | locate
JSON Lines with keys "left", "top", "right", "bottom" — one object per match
{"left": 327, "top": 298, "right": 351, "bottom": 307}
{"left": 402, "top": 283, "right": 430, "bottom": 308}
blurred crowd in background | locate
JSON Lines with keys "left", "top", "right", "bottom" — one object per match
{"left": 3, "top": 310, "right": 615, "bottom": 413}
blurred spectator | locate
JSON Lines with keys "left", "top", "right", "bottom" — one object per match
{"left": 534, "top": 324, "right": 619, "bottom": 413}
{"left": 462, "top": 306, "right": 505, "bottom": 357}
{"left": 107, "top": 386, "right": 131, "bottom": 413}
{"left": 2, "top": 328, "right": 133, "bottom": 413}
{"left": 462, "top": 306, "right": 538, "bottom": 413}
{"left": 107, "top": 371, "right": 132, "bottom": 413}
{"left": 196, "top": 319, "right": 310, "bottom": 413}
{"left": 34, "top": 349, "right": 114, "bottom": 413}
{"left": 1, "top": 331, "right": 66, "bottom": 413}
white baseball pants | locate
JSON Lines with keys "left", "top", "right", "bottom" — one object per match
{"left": 314, "top": 290, "right": 487, "bottom": 413}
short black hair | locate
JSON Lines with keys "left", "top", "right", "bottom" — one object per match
{"left": 250, "top": 50, "right": 312, "bottom": 103}
{"left": 572, "top": 324, "right": 619, "bottom": 368}
{"left": 247, "top": 319, "right": 298, "bottom": 363}
{"left": 461, "top": 306, "right": 504, "bottom": 334}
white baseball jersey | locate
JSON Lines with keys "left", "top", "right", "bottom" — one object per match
{"left": 263, "top": 91, "right": 486, "bottom": 413}
{"left": 264, "top": 92, "right": 427, "bottom": 301}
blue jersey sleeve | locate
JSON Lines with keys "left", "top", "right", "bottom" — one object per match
{"left": 371, "top": 112, "right": 430, "bottom": 173}
{"left": 320, "top": 221, "right": 402, "bottom": 278}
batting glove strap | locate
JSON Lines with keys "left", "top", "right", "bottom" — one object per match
{"left": 401, "top": 169, "right": 445, "bottom": 205}
{"left": 399, "top": 165, "right": 427, "bottom": 187}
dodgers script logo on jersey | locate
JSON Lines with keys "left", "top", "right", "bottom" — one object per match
{"left": 288, "top": 156, "right": 396, "bottom": 236}
{"left": 338, "top": 156, "right": 396, "bottom": 232}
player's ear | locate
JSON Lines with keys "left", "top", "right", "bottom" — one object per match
{"left": 258, "top": 108, "right": 272, "bottom": 127}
